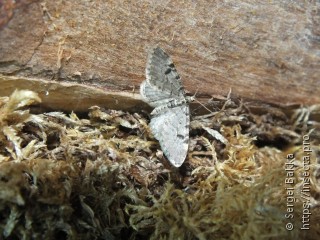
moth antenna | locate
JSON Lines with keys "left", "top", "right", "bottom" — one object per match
{"left": 190, "top": 87, "right": 213, "bottom": 113}
{"left": 193, "top": 88, "right": 199, "bottom": 98}
{"left": 193, "top": 97, "right": 213, "bottom": 114}
{"left": 227, "top": 88, "right": 232, "bottom": 98}
{"left": 221, "top": 88, "right": 233, "bottom": 110}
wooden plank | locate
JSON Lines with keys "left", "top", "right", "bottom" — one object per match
{"left": 0, "top": 0, "right": 319, "bottom": 109}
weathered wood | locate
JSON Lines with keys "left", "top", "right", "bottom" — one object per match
{"left": 0, "top": 0, "right": 319, "bottom": 111}
{"left": 0, "top": 75, "right": 146, "bottom": 112}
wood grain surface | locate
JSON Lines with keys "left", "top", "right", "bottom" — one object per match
{"left": 0, "top": 0, "right": 319, "bottom": 111}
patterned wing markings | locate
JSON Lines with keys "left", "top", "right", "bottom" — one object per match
{"left": 140, "top": 47, "right": 191, "bottom": 167}
{"left": 140, "top": 79, "right": 177, "bottom": 108}
{"left": 146, "top": 47, "right": 185, "bottom": 99}
{"left": 149, "top": 105, "right": 189, "bottom": 167}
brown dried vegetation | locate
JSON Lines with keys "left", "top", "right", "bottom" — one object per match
{"left": 0, "top": 90, "right": 319, "bottom": 239}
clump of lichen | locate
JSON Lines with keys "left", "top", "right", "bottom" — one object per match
{"left": 0, "top": 90, "right": 319, "bottom": 239}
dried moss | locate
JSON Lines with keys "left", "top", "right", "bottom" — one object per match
{"left": 0, "top": 90, "right": 319, "bottom": 239}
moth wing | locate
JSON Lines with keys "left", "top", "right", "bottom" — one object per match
{"left": 150, "top": 104, "right": 189, "bottom": 167}
{"left": 146, "top": 47, "right": 185, "bottom": 98}
{"left": 140, "top": 80, "right": 176, "bottom": 107}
